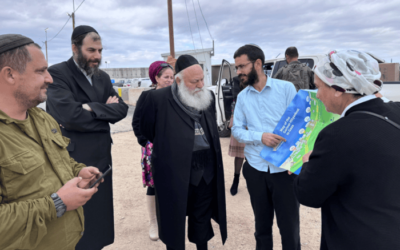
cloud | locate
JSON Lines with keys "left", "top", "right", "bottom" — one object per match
{"left": 1, "top": 0, "right": 399, "bottom": 68}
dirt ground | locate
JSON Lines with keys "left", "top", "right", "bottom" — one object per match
{"left": 103, "top": 109, "right": 322, "bottom": 250}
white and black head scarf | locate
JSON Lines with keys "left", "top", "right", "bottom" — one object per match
{"left": 313, "top": 50, "right": 383, "bottom": 95}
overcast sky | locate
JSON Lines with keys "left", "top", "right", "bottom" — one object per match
{"left": 1, "top": 0, "right": 399, "bottom": 68}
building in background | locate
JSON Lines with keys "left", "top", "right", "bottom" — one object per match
{"left": 161, "top": 48, "right": 214, "bottom": 86}
{"left": 102, "top": 67, "right": 149, "bottom": 82}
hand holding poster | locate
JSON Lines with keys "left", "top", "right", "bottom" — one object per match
{"left": 260, "top": 90, "right": 340, "bottom": 174}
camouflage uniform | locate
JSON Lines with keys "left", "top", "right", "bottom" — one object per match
{"left": 273, "top": 61, "right": 315, "bottom": 91}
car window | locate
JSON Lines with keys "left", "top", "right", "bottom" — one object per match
{"left": 272, "top": 60, "right": 287, "bottom": 76}
{"left": 299, "top": 59, "right": 314, "bottom": 69}
{"left": 263, "top": 63, "right": 275, "bottom": 77}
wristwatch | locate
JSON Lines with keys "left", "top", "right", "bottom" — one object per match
{"left": 51, "top": 193, "right": 67, "bottom": 218}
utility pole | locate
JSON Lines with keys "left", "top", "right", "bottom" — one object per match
{"left": 44, "top": 28, "right": 49, "bottom": 63}
{"left": 68, "top": 0, "right": 76, "bottom": 29}
{"left": 167, "top": 0, "right": 175, "bottom": 58}
{"left": 72, "top": 12, "right": 75, "bottom": 29}
{"left": 72, "top": 0, "right": 75, "bottom": 29}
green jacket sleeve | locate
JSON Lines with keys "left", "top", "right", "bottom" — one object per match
{"left": 71, "top": 157, "right": 86, "bottom": 177}
{"left": 61, "top": 134, "right": 86, "bottom": 177}
{"left": 0, "top": 194, "right": 57, "bottom": 250}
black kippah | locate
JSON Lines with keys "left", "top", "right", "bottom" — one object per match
{"left": 71, "top": 25, "right": 98, "bottom": 40}
{"left": 175, "top": 54, "right": 199, "bottom": 75}
{"left": 0, "top": 34, "right": 34, "bottom": 55}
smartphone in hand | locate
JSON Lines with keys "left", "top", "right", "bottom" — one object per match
{"left": 90, "top": 165, "right": 112, "bottom": 188}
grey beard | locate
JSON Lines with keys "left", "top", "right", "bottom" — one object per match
{"left": 177, "top": 82, "right": 213, "bottom": 111}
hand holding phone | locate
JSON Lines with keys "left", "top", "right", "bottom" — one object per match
{"left": 89, "top": 165, "right": 112, "bottom": 188}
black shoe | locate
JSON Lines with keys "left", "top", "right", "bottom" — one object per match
{"left": 196, "top": 242, "right": 208, "bottom": 250}
{"left": 230, "top": 174, "right": 240, "bottom": 196}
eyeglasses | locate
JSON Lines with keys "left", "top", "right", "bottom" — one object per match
{"left": 235, "top": 61, "right": 253, "bottom": 73}
{"left": 158, "top": 63, "right": 173, "bottom": 71}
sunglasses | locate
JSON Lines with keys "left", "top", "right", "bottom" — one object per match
{"left": 158, "top": 63, "right": 173, "bottom": 71}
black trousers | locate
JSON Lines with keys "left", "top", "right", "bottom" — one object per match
{"left": 76, "top": 173, "right": 115, "bottom": 250}
{"left": 166, "top": 178, "right": 215, "bottom": 250}
{"left": 243, "top": 161, "right": 300, "bottom": 250}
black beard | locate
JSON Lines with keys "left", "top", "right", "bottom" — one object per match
{"left": 239, "top": 65, "right": 259, "bottom": 87}
{"left": 76, "top": 47, "right": 101, "bottom": 76}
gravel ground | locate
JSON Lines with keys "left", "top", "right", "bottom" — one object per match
{"left": 103, "top": 107, "right": 322, "bottom": 250}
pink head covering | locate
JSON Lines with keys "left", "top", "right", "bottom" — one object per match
{"left": 149, "top": 61, "right": 173, "bottom": 84}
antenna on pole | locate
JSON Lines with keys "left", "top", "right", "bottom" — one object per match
{"left": 212, "top": 40, "right": 214, "bottom": 56}
{"left": 167, "top": 0, "right": 175, "bottom": 58}
{"left": 276, "top": 53, "right": 281, "bottom": 58}
{"left": 44, "top": 28, "right": 49, "bottom": 63}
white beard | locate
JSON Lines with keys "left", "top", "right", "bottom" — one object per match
{"left": 178, "top": 81, "right": 213, "bottom": 111}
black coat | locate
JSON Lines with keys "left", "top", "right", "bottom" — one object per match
{"left": 46, "top": 57, "right": 128, "bottom": 249}
{"left": 132, "top": 89, "right": 154, "bottom": 147}
{"left": 140, "top": 85, "right": 227, "bottom": 249}
{"left": 294, "top": 98, "right": 400, "bottom": 250}
{"left": 231, "top": 76, "right": 243, "bottom": 101}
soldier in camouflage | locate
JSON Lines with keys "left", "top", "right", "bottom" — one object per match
{"left": 273, "top": 47, "right": 315, "bottom": 91}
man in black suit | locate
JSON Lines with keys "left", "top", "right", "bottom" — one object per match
{"left": 294, "top": 50, "right": 400, "bottom": 250}
{"left": 140, "top": 55, "right": 227, "bottom": 250}
{"left": 46, "top": 25, "right": 128, "bottom": 250}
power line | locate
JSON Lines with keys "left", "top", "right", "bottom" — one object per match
{"left": 191, "top": 0, "right": 207, "bottom": 65}
{"left": 75, "top": 0, "right": 86, "bottom": 12}
{"left": 185, "top": 0, "right": 197, "bottom": 52}
{"left": 196, "top": 0, "right": 213, "bottom": 40}
{"left": 46, "top": 0, "right": 83, "bottom": 45}
{"left": 48, "top": 17, "right": 72, "bottom": 43}
{"left": 191, "top": 0, "right": 204, "bottom": 52}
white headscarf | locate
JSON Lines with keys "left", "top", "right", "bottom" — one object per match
{"left": 313, "top": 50, "right": 383, "bottom": 95}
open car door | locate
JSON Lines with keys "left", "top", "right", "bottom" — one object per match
{"left": 214, "top": 59, "right": 234, "bottom": 137}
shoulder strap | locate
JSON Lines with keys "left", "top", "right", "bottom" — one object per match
{"left": 350, "top": 111, "right": 400, "bottom": 130}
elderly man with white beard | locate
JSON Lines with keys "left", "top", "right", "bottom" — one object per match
{"left": 140, "top": 55, "right": 227, "bottom": 250}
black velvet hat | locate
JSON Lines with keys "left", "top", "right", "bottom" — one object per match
{"left": 175, "top": 54, "right": 199, "bottom": 74}
{"left": 71, "top": 25, "right": 98, "bottom": 40}
{"left": 0, "top": 34, "right": 34, "bottom": 55}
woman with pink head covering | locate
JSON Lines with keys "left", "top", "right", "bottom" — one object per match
{"left": 132, "top": 61, "right": 174, "bottom": 241}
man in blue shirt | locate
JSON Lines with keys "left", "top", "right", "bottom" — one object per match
{"left": 232, "top": 44, "right": 300, "bottom": 250}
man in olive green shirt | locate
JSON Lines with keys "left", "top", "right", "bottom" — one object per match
{"left": 0, "top": 34, "right": 101, "bottom": 250}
